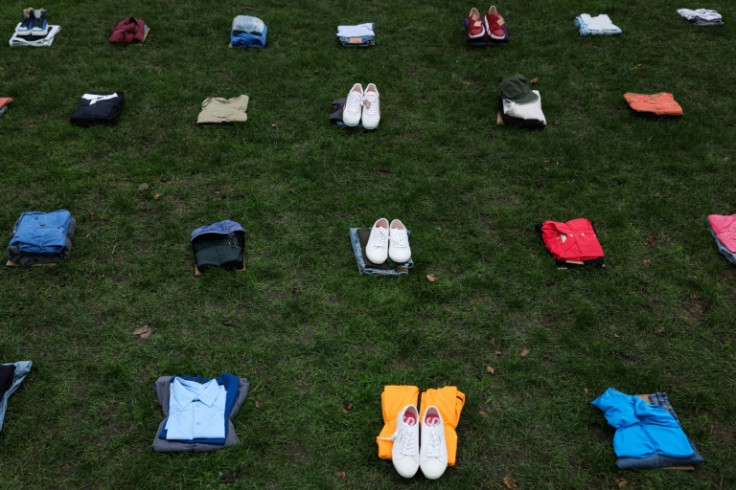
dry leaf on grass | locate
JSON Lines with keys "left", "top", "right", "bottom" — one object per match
{"left": 478, "top": 410, "right": 488, "bottom": 417}
{"left": 643, "top": 259, "right": 651, "bottom": 266}
{"left": 503, "top": 476, "right": 519, "bottom": 489}
{"left": 495, "top": 350, "right": 503, "bottom": 356}
{"left": 153, "top": 193, "right": 161, "bottom": 200}
{"left": 138, "top": 183, "right": 149, "bottom": 191}
{"left": 584, "top": 387, "right": 589, "bottom": 394}
{"left": 342, "top": 401, "right": 354, "bottom": 413}
{"left": 644, "top": 238, "right": 657, "bottom": 247}
{"left": 254, "top": 400, "right": 262, "bottom": 408}
{"left": 530, "top": 77, "right": 539, "bottom": 84}
{"left": 617, "top": 477, "right": 628, "bottom": 488}
{"left": 486, "top": 365, "right": 495, "bottom": 375}
{"left": 520, "top": 349, "right": 531, "bottom": 358}
{"left": 426, "top": 274, "right": 436, "bottom": 283}
{"left": 132, "top": 325, "right": 153, "bottom": 339}
{"left": 336, "top": 471, "right": 346, "bottom": 479}
{"left": 89, "top": 212, "right": 98, "bottom": 221}
{"left": 655, "top": 327, "right": 665, "bottom": 334}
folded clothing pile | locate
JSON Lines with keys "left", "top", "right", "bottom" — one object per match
{"left": 707, "top": 214, "right": 736, "bottom": 264}
{"left": 196, "top": 95, "right": 249, "bottom": 125}
{"left": 498, "top": 74, "right": 546, "bottom": 129}
{"left": 574, "top": 13, "right": 621, "bottom": 36}
{"left": 350, "top": 227, "right": 414, "bottom": 276}
{"left": 231, "top": 15, "right": 267, "bottom": 48}
{"left": 191, "top": 220, "right": 246, "bottom": 273}
{"left": 153, "top": 373, "right": 249, "bottom": 452}
{"left": 0, "top": 361, "right": 32, "bottom": 432}
{"left": 677, "top": 8, "right": 723, "bottom": 25}
{"left": 592, "top": 388, "right": 705, "bottom": 469}
{"left": 70, "top": 92, "right": 125, "bottom": 126}
{"left": 109, "top": 17, "right": 149, "bottom": 44}
{"left": 537, "top": 218, "right": 604, "bottom": 268}
{"left": 10, "top": 8, "right": 60, "bottom": 47}
{"left": 7, "top": 210, "right": 76, "bottom": 266}
{"left": 624, "top": 92, "right": 683, "bottom": 117}
{"left": 337, "top": 22, "right": 375, "bottom": 47}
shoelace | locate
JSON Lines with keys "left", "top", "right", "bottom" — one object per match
{"left": 390, "top": 425, "right": 418, "bottom": 458}
{"left": 346, "top": 91, "right": 363, "bottom": 113}
{"left": 390, "top": 229, "right": 408, "bottom": 248}
{"left": 371, "top": 228, "right": 389, "bottom": 249}
{"left": 423, "top": 426, "right": 443, "bottom": 459}
{"left": 363, "top": 93, "right": 379, "bottom": 115}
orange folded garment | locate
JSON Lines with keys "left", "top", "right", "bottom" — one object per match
{"left": 376, "top": 385, "right": 465, "bottom": 465}
{"left": 0, "top": 98, "right": 14, "bottom": 109}
{"left": 623, "top": 92, "right": 683, "bottom": 116}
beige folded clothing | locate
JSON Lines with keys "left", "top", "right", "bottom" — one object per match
{"left": 197, "top": 95, "right": 249, "bottom": 124}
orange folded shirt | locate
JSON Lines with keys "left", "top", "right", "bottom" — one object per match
{"left": 376, "top": 385, "right": 466, "bottom": 465}
{"left": 623, "top": 93, "right": 683, "bottom": 116}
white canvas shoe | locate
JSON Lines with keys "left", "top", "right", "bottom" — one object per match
{"left": 419, "top": 406, "right": 448, "bottom": 480}
{"left": 390, "top": 405, "right": 420, "bottom": 478}
{"left": 366, "top": 218, "right": 389, "bottom": 264}
{"left": 342, "top": 83, "right": 364, "bottom": 127}
{"left": 388, "top": 219, "right": 411, "bottom": 263}
{"left": 361, "top": 83, "right": 381, "bottom": 130}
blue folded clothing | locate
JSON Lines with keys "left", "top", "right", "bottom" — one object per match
{"left": 337, "top": 22, "right": 375, "bottom": 47}
{"left": 350, "top": 227, "right": 413, "bottom": 276}
{"left": 231, "top": 15, "right": 267, "bottom": 48}
{"left": 9, "top": 210, "right": 71, "bottom": 255}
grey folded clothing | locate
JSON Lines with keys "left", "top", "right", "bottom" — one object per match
{"left": 349, "top": 227, "right": 413, "bottom": 276}
{"left": 152, "top": 375, "right": 249, "bottom": 452}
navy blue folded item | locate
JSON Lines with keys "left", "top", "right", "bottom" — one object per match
{"left": 70, "top": 92, "right": 124, "bottom": 126}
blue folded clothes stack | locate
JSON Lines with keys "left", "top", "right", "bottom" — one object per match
{"left": 231, "top": 15, "right": 267, "bottom": 48}
{"left": 349, "top": 227, "right": 413, "bottom": 276}
{"left": 592, "top": 388, "right": 704, "bottom": 470}
{"left": 337, "top": 22, "right": 375, "bottom": 47}
{"left": 7, "top": 209, "right": 76, "bottom": 265}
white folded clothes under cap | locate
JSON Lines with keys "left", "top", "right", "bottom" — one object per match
{"left": 337, "top": 23, "right": 375, "bottom": 37}
{"left": 9, "top": 24, "right": 60, "bottom": 47}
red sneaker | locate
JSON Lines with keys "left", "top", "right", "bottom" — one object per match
{"left": 484, "top": 5, "right": 506, "bottom": 40}
{"left": 467, "top": 8, "right": 486, "bottom": 40}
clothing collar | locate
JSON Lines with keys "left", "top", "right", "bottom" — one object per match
{"left": 171, "top": 378, "right": 222, "bottom": 408}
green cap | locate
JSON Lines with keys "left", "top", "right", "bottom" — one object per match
{"left": 499, "top": 74, "right": 538, "bottom": 104}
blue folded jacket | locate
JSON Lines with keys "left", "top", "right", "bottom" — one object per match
{"left": 9, "top": 210, "right": 71, "bottom": 255}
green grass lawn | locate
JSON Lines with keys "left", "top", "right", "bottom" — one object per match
{"left": 1, "top": 0, "right": 735, "bottom": 488}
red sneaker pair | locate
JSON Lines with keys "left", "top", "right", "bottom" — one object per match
{"left": 467, "top": 6, "right": 506, "bottom": 41}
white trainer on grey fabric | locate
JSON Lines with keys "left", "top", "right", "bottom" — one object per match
{"left": 388, "top": 219, "right": 411, "bottom": 263}
{"left": 419, "top": 406, "right": 448, "bottom": 480}
{"left": 365, "top": 218, "right": 389, "bottom": 264}
{"left": 342, "top": 83, "right": 364, "bottom": 127}
{"left": 390, "top": 404, "right": 420, "bottom": 478}
{"left": 361, "top": 83, "right": 381, "bottom": 130}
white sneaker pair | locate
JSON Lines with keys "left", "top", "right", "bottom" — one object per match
{"left": 342, "top": 83, "right": 380, "bottom": 130}
{"left": 390, "top": 405, "right": 448, "bottom": 480}
{"left": 365, "top": 218, "right": 411, "bottom": 264}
